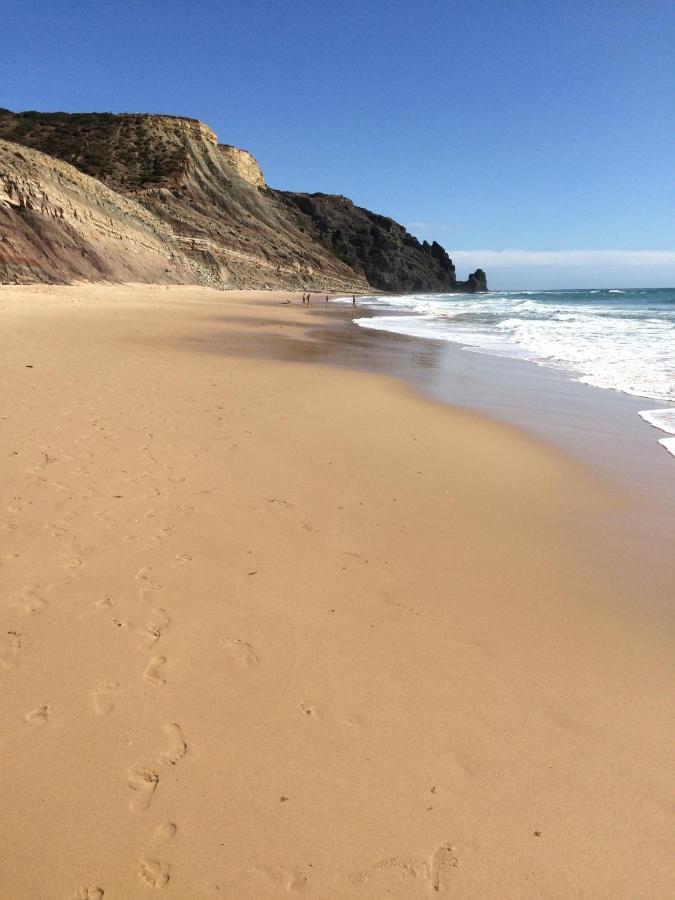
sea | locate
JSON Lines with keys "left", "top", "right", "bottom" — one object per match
{"left": 347, "top": 287, "right": 675, "bottom": 461}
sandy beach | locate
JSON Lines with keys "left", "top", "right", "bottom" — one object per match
{"left": 1, "top": 284, "right": 673, "bottom": 899}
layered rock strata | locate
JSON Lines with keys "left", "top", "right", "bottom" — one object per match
{"left": 0, "top": 110, "right": 487, "bottom": 292}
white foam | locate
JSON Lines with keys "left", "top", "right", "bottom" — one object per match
{"left": 353, "top": 314, "right": 533, "bottom": 359}
{"left": 352, "top": 290, "right": 675, "bottom": 403}
{"left": 659, "top": 437, "right": 675, "bottom": 458}
{"left": 638, "top": 409, "right": 675, "bottom": 435}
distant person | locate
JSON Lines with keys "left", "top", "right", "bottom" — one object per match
{"left": 352, "top": 294, "right": 357, "bottom": 307}
{"left": 307, "top": 293, "right": 311, "bottom": 306}
{"left": 325, "top": 295, "right": 329, "bottom": 304}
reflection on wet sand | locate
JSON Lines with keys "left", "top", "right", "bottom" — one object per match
{"left": 186, "top": 302, "right": 443, "bottom": 380}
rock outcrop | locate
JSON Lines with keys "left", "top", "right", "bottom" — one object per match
{"left": 277, "top": 191, "right": 486, "bottom": 293}
{"left": 0, "top": 109, "right": 487, "bottom": 292}
{"left": 465, "top": 268, "right": 488, "bottom": 292}
{"left": 218, "top": 145, "right": 265, "bottom": 187}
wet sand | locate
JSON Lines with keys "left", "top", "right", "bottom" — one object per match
{"left": 0, "top": 284, "right": 673, "bottom": 899}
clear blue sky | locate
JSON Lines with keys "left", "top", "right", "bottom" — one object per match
{"left": 2, "top": 0, "right": 674, "bottom": 287}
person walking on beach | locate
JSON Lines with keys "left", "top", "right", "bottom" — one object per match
{"left": 306, "top": 293, "right": 311, "bottom": 306}
{"left": 352, "top": 294, "right": 357, "bottom": 307}
{"left": 325, "top": 295, "right": 329, "bottom": 305}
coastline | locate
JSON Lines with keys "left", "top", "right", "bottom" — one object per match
{"left": 343, "top": 289, "right": 675, "bottom": 513}
{"left": 1, "top": 283, "right": 673, "bottom": 898}
{"left": 191, "top": 289, "right": 675, "bottom": 542}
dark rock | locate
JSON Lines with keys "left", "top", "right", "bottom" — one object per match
{"left": 459, "top": 268, "right": 488, "bottom": 292}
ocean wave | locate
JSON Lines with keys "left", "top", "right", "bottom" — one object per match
{"left": 638, "top": 409, "right": 675, "bottom": 435}
{"left": 349, "top": 288, "right": 675, "bottom": 404}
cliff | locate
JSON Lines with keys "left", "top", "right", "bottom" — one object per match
{"left": 0, "top": 139, "right": 197, "bottom": 285}
{"left": 0, "top": 110, "right": 487, "bottom": 292}
{"left": 277, "top": 191, "right": 487, "bottom": 292}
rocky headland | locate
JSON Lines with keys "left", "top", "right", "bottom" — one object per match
{"left": 0, "top": 109, "right": 487, "bottom": 292}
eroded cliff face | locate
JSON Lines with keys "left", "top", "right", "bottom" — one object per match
{"left": 0, "top": 110, "right": 487, "bottom": 292}
{"left": 0, "top": 112, "right": 366, "bottom": 289}
{"left": 218, "top": 145, "right": 265, "bottom": 187}
{"left": 0, "top": 139, "right": 197, "bottom": 285}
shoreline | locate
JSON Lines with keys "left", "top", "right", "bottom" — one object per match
{"left": 341, "top": 290, "right": 675, "bottom": 501}
{"left": 1, "top": 283, "right": 673, "bottom": 898}
{"left": 185, "top": 288, "right": 675, "bottom": 539}
{"left": 296, "top": 294, "right": 675, "bottom": 538}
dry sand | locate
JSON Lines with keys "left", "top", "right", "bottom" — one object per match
{"left": 0, "top": 284, "right": 673, "bottom": 899}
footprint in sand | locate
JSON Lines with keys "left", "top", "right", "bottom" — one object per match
{"left": 111, "top": 616, "right": 131, "bottom": 633}
{"left": 0, "top": 631, "right": 23, "bottom": 670}
{"left": 62, "top": 553, "right": 85, "bottom": 574}
{"left": 224, "top": 639, "right": 260, "bottom": 667}
{"left": 135, "top": 567, "right": 162, "bottom": 594}
{"left": 151, "top": 822, "right": 177, "bottom": 846}
{"left": 139, "top": 610, "right": 171, "bottom": 649}
{"left": 138, "top": 857, "right": 170, "bottom": 889}
{"left": 127, "top": 766, "right": 159, "bottom": 813}
{"left": 159, "top": 723, "right": 187, "bottom": 766}
{"left": 144, "top": 656, "right": 168, "bottom": 686}
{"left": 92, "top": 682, "right": 119, "bottom": 716}
{"left": 253, "top": 865, "right": 309, "bottom": 893}
{"left": 141, "top": 443, "right": 158, "bottom": 466}
{"left": 25, "top": 702, "right": 53, "bottom": 726}
{"left": 10, "top": 583, "right": 49, "bottom": 615}
{"left": 145, "top": 526, "right": 174, "bottom": 550}
{"left": 135, "top": 566, "right": 160, "bottom": 586}
{"left": 141, "top": 823, "right": 177, "bottom": 888}
{"left": 268, "top": 498, "right": 295, "bottom": 510}
{"left": 69, "top": 887, "right": 104, "bottom": 900}
{"left": 171, "top": 553, "right": 192, "bottom": 568}
{"left": 429, "top": 844, "right": 458, "bottom": 894}
{"left": 348, "top": 842, "right": 457, "bottom": 894}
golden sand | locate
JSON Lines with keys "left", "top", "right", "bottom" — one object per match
{"left": 0, "top": 284, "right": 673, "bottom": 898}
